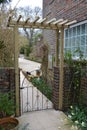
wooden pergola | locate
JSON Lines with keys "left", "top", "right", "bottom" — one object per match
{"left": 7, "top": 15, "right": 77, "bottom": 116}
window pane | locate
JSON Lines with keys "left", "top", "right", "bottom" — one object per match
{"left": 86, "top": 35, "right": 87, "bottom": 45}
{"left": 64, "top": 48, "right": 67, "bottom": 53}
{"left": 80, "top": 46, "right": 85, "bottom": 54}
{"left": 81, "top": 24, "right": 85, "bottom": 34}
{"left": 65, "top": 39, "right": 68, "bottom": 47}
{"left": 81, "top": 36, "right": 85, "bottom": 46}
{"left": 73, "top": 27, "right": 76, "bottom": 36}
{"left": 77, "top": 25, "right": 80, "bottom": 35}
{"left": 65, "top": 29, "right": 68, "bottom": 38}
{"left": 74, "top": 37, "right": 77, "bottom": 47}
{"left": 68, "top": 38, "right": 71, "bottom": 47}
{"left": 71, "top": 38, "right": 73, "bottom": 47}
{"left": 72, "top": 37, "right": 75, "bottom": 46}
{"left": 85, "top": 46, "right": 87, "bottom": 55}
{"left": 86, "top": 23, "right": 87, "bottom": 34}
{"left": 76, "top": 36, "right": 80, "bottom": 47}
{"left": 69, "top": 28, "right": 72, "bottom": 37}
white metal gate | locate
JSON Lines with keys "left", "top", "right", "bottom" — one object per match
{"left": 20, "top": 71, "right": 53, "bottom": 114}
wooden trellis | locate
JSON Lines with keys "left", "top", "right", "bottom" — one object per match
{"left": 7, "top": 15, "right": 77, "bottom": 116}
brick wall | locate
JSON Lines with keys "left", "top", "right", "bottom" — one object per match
{"left": 81, "top": 76, "right": 87, "bottom": 105}
{"left": 53, "top": 66, "right": 87, "bottom": 111}
{"left": 43, "top": 0, "right": 87, "bottom": 55}
{"left": 0, "top": 68, "right": 15, "bottom": 93}
{"left": 43, "top": 0, "right": 87, "bottom": 21}
{"left": 0, "top": 68, "right": 21, "bottom": 116}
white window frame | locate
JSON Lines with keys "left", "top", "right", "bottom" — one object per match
{"left": 64, "top": 20, "right": 87, "bottom": 59}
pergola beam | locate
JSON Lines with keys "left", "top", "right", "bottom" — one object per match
{"left": 52, "top": 19, "right": 63, "bottom": 24}
{"left": 32, "top": 16, "right": 40, "bottom": 23}
{"left": 17, "top": 15, "right": 22, "bottom": 23}
{"left": 65, "top": 20, "right": 77, "bottom": 25}
{"left": 25, "top": 17, "right": 30, "bottom": 23}
{"left": 8, "top": 16, "right": 12, "bottom": 22}
{"left": 46, "top": 18, "right": 56, "bottom": 24}
{"left": 7, "top": 21, "right": 58, "bottom": 29}
{"left": 59, "top": 19, "right": 68, "bottom": 25}
{"left": 7, "top": 16, "right": 12, "bottom": 27}
{"left": 7, "top": 20, "right": 69, "bottom": 30}
{"left": 38, "top": 18, "right": 47, "bottom": 24}
{"left": 7, "top": 16, "right": 77, "bottom": 29}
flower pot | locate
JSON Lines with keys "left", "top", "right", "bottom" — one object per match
{"left": 0, "top": 117, "right": 19, "bottom": 130}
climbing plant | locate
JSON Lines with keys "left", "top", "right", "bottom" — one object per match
{"left": 65, "top": 49, "right": 87, "bottom": 130}
{"left": 64, "top": 49, "right": 87, "bottom": 105}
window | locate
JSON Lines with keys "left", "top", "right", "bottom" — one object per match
{"left": 64, "top": 22, "right": 87, "bottom": 59}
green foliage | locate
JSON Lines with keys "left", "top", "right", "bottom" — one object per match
{"left": 20, "top": 45, "right": 31, "bottom": 56}
{"left": 64, "top": 50, "right": 73, "bottom": 66}
{"left": 64, "top": 49, "right": 87, "bottom": 104}
{"left": 20, "top": 46, "right": 25, "bottom": 54}
{"left": 0, "top": 92, "right": 15, "bottom": 118}
{"left": 74, "top": 48, "right": 83, "bottom": 60}
{"left": 31, "top": 78, "right": 52, "bottom": 100}
{"left": 68, "top": 105, "right": 87, "bottom": 130}
{"left": 25, "top": 46, "right": 31, "bottom": 57}
{"left": 65, "top": 49, "right": 87, "bottom": 129}
{"left": 0, "top": 125, "right": 4, "bottom": 130}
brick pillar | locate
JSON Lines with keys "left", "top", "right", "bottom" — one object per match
{"left": 53, "top": 67, "right": 59, "bottom": 110}
{"left": 53, "top": 66, "right": 74, "bottom": 111}
{"left": 63, "top": 67, "right": 73, "bottom": 110}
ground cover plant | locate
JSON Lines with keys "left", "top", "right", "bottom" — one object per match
{"left": 68, "top": 105, "right": 87, "bottom": 130}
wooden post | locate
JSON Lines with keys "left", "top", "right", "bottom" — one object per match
{"left": 55, "top": 29, "right": 59, "bottom": 66}
{"left": 59, "top": 26, "right": 64, "bottom": 110}
{"left": 14, "top": 26, "right": 20, "bottom": 116}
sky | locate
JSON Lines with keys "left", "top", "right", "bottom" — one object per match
{"left": 11, "top": 0, "right": 42, "bottom": 9}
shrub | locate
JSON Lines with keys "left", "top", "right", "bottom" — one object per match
{"left": 0, "top": 92, "right": 15, "bottom": 118}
